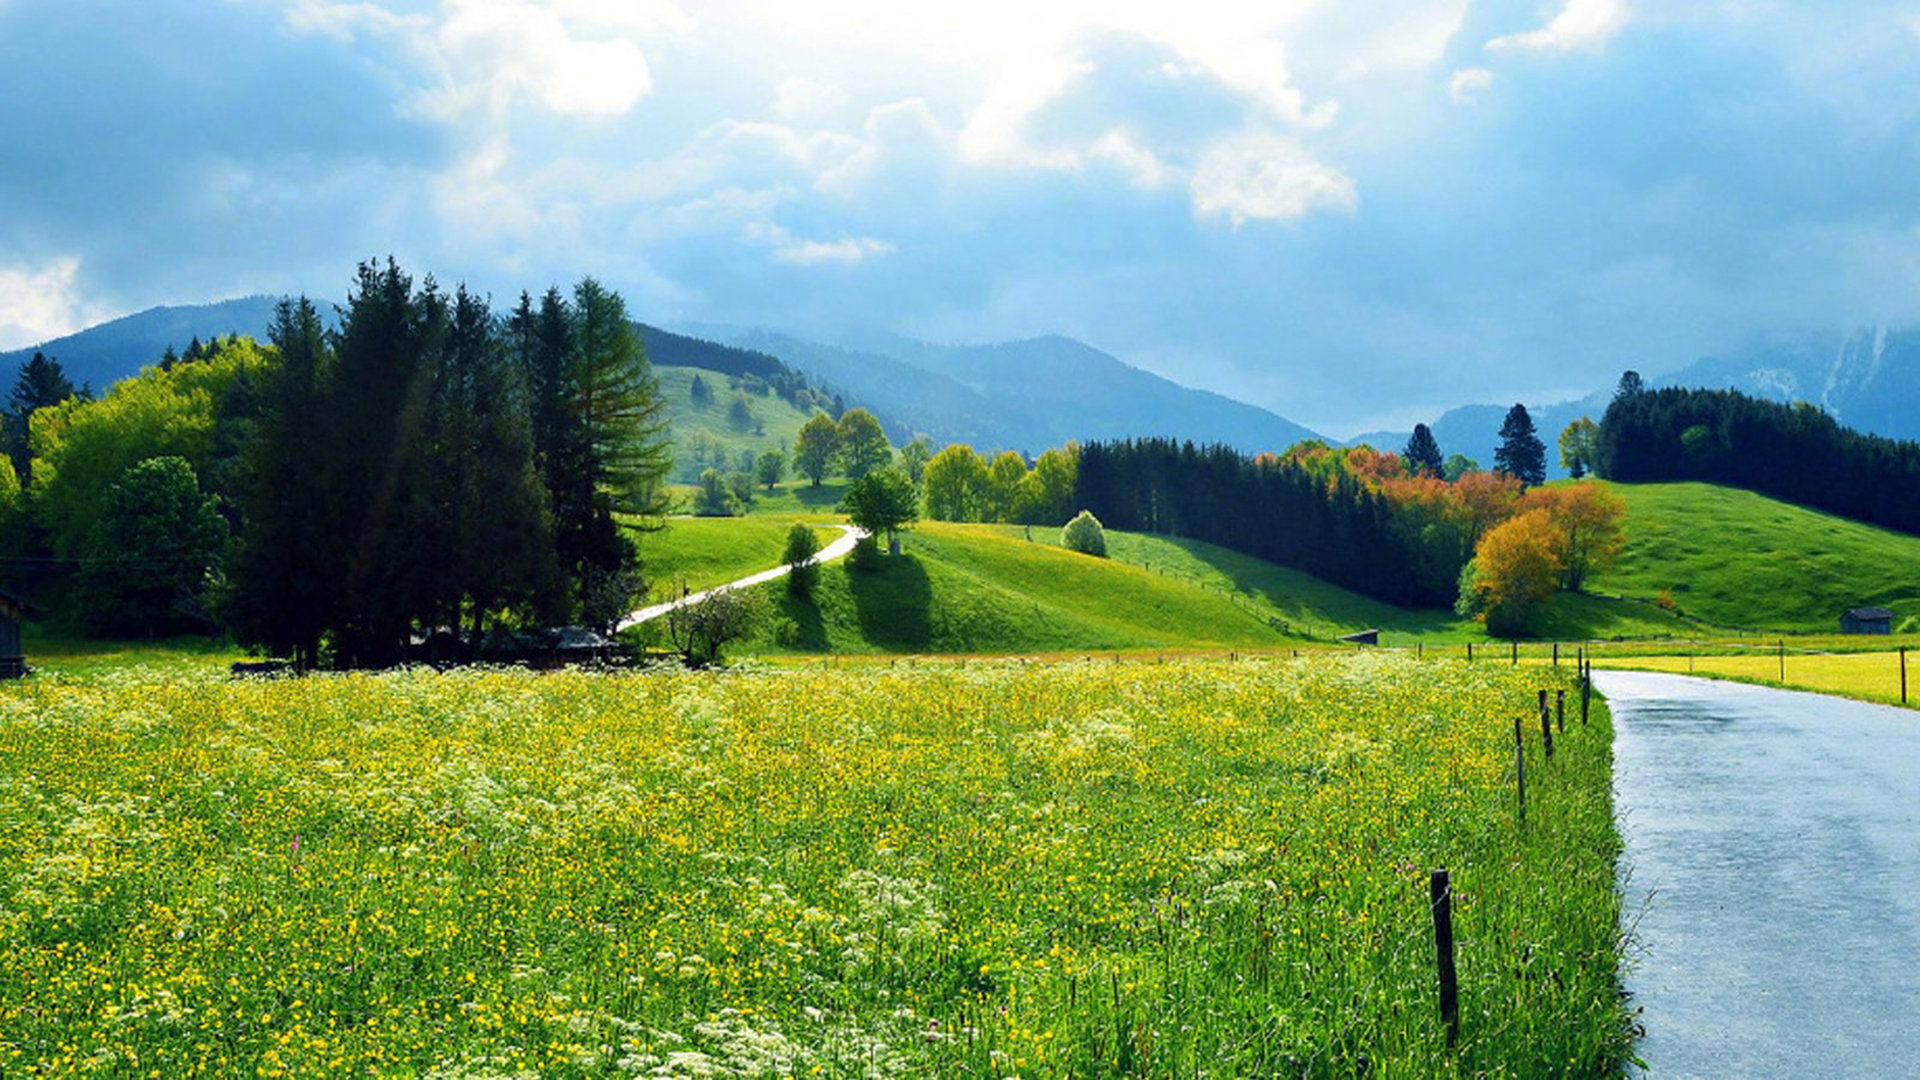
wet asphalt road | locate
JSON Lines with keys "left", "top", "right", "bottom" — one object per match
{"left": 1598, "top": 671, "right": 1920, "bottom": 1078}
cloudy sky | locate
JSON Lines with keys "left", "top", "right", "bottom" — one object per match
{"left": 4, "top": 0, "right": 1920, "bottom": 434}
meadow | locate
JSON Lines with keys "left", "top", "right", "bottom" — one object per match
{"left": 0, "top": 655, "right": 1626, "bottom": 1076}
{"left": 1590, "top": 646, "right": 1917, "bottom": 710}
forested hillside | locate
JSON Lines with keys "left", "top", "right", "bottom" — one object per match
{"left": 1596, "top": 386, "right": 1920, "bottom": 535}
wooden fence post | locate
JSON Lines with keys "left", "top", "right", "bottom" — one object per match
{"left": 1553, "top": 643, "right": 1559, "bottom": 667}
{"left": 1556, "top": 689, "right": 1565, "bottom": 733}
{"left": 1430, "top": 869, "right": 1459, "bottom": 1048}
{"left": 1467, "top": 642, "right": 1474, "bottom": 662}
{"left": 1538, "top": 690, "right": 1554, "bottom": 758}
{"left": 1511, "top": 640, "right": 1518, "bottom": 666}
{"left": 1779, "top": 640, "right": 1786, "bottom": 683}
{"left": 1513, "top": 713, "right": 1527, "bottom": 824}
{"left": 1902, "top": 647, "right": 1908, "bottom": 705}
{"left": 1582, "top": 667, "right": 1591, "bottom": 725}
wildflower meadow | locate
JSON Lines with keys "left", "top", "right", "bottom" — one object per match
{"left": 0, "top": 655, "right": 1627, "bottom": 1076}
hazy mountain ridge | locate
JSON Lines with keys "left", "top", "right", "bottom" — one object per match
{"left": 1350, "top": 325, "right": 1920, "bottom": 477}
{"left": 692, "top": 325, "right": 1325, "bottom": 456}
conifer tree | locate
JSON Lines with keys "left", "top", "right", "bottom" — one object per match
{"left": 1404, "top": 423, "right": 1444, "bottom": 479}
{"left": 229, "top": 297, "right": 336, "bottom": 669}
{"left": 1494, "top": 404, "right": 1547, "bottom": 488}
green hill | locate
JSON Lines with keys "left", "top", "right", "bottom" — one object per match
{"left": 706, "top": 520, "right": 1691, "bottom": 657}
{"left": 1591, "top": 482, "right": 1920, "bottom": 633}
{"left": 657, "top": 365, "right": 824, "bottom": 483}
{"left": 743, "top": 523, "right": 1298, "bottom": 655}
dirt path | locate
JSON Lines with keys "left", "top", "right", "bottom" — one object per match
{"left": 1599, "top": 670, "right": 1920, "bottom": 1077}
{"left": 616, "top": 525, "right": 864, "bottom": 631}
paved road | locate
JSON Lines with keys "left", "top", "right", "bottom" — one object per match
{"left": 1599, "top": 671, "right": 1920, "bottom": 1078}
{"left": 616, "top": 525, "right": 864, "bottom": 631}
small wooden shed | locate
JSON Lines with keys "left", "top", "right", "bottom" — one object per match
{"left": 0, "top": 590, "right": 43, "bottom": 679}
{"left": 1337, "top": 628, "right": 1381, "bottom": 646}
{"left": 1841, "top": 607, "right": 1894, "bottom": 635}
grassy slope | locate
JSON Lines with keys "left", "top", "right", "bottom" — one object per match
{"left": 746, "top": 523, "right": 1302, "bottom": 655}
{"left": 657, "top": 365, "right": 822, "bottom": 483}
{"left": 1013, "top": 524, "right": 1695, "bottom": 644}
{"left": 637, "top": 516, "right": 840, "bottom": 594}
{"left": 1591, "top": 482, "right": 1920, "bottom": 633}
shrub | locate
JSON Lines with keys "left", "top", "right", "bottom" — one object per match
{"left": 784, "top": 523, "right": 821, "bottom": 597}
{"left": 1061, "top": 510, "right": 1107, "bottom": 557}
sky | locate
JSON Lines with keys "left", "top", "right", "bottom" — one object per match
{"left": 4, "top": 0, "right": 1920, "bottom": 436}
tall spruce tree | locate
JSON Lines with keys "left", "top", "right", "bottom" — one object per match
{"left": 1494, "top": 403, "right": 1547, "bottom": 487}
{"left": 328, "top": 258, "right": 434, "bottom": 667}
{"left": 1404, "top": 423, "right": 1444, "bottom": 478}
{"left": 229, "top": 298, "right": 336, "bottom": 669}
{"left": 440, "top": 286, "right": 563, "bottom": 635}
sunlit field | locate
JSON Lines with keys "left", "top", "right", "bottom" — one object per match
{"left": 1593, "top": 648, "right": 1917, "bottom": 710}
{"left": 0, "top": 656, "right": 1625, "bottom": 1076}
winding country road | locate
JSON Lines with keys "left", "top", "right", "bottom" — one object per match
{"left": 615, "top": 524, "right": 865, "bottom": 632}
{"left": 1600, "top": 671, "right": 1920, "bottom": 1077}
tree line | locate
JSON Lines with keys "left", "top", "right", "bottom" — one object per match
{"left": 6, "top": 260, "right": 672, "bottom": 668}
{"left": 1073, "top": 439, "right": 1449, "bottom": 607}
{"left": 1594, "top": 380, "right": 1920, "bottom": 535}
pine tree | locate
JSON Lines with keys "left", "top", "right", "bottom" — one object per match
{"left": 1404, "top": 423, "right": 1445, "bottom": 478}
{"left": 1494, "top": 404, "right": 1547, "bottom": 488}
{"left": 1614, "top": 370, "right": 1645, "bottom": 400}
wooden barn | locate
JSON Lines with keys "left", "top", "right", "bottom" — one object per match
{"left": 1841, "top": 607, "right": 1894, "bottom": 635}
{"left": 0, "top": 590, "right": 42, "bottom": 679}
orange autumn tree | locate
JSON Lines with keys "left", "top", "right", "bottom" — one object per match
{"left": 1519, "top": 481, "right": 1627, "bottom": 591}
{"left": 1459, "top": 508, "right": 1565, "bottom": 636}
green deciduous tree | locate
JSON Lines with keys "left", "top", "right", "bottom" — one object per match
{"left": 1558, "top": 417, "right": 1599, "bottom": 479}
{"left": 897, "top": 437, "right": 933, "bottom": 485}
{"left": 922, "top": 443, "right": 988, "bottom": 521}
{"left": 985, "top": 450, "right": 1029, "bottom": 523}
{"left": 694, "top": 467, "right": 741, "bottom": 516}
{"left": 755, "top": 449, "right": 785, "bottom": 491}
{"left": 1442, "top": 453, "right": 1478, "bottom": 483}
{"left": 836, "top": 408, "right": 891, "bottom": 479}
{"left": 793, "top": 413, "right": 840, "bottom": 486}
{"left": 839, "top": 468, "right": 918, "bottom": 548}
{"left": 74, "top": 456, "right": 228, "bottom": 638}
{"left": 783, "top": 522, "right": 821, "bottom": 597}
{"left": 1022, "top": 444, "right": 1079, "bottom": 525}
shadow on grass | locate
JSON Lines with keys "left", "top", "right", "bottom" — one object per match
{"left": 847, "top": 554, "right": 933, "bottom": 651}
{"left": 769, "top": 589, "right": 830, "bottom": 651}
{"left": 792, "top": 483, "right": 846, "bottom": 510}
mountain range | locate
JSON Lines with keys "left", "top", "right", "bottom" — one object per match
{"left": 1352, "top": 328, "right": 1920, "bottom": 479}
{"left": 0, "top": 298, "right": 1326, "bottom": 457}
{"left": 10, "top": 297, "right": 1920, "bottom": 468}
{"left": 685, "top": 325, "right": 1323, "bottom": 455}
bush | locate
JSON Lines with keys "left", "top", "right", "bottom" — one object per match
{"left": 784, "top": 523, "right": 821, "bottom": 597}
{"left": 1061, "top": 510, "right": 1107, "bottom": 557}
{"left": 693, "top": 468, "right": 742, "bottom": 517}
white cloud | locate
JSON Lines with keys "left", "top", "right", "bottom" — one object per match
{"left": 1449, "top": 66, "right": 1495, "bottom": 103}
{"left": 745, "top": 222, "right": 894, "bottom": 265}
{"left": 1486, "top": 0, "right": 1630, "bottom": 55}
{"left": 772, "top": 76, "right": 843, "bottom": 122}
{"left": 1190, "top": 132, "right": 1357, "bottom": 226}
{"left": 285, "top": 0, "right": 688, "bottom": 121}
{"left": 0, "top": 257, "right": 107, "bottom": 351}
